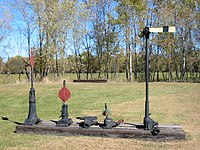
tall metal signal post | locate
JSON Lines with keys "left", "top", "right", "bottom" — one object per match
{"left": 24, "top": 48, "right": 41, "bottom": 125}
{"left": 139, "top": 26, "right": 175, "bottom": 134}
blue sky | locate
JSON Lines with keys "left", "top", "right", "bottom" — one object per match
{"left": 0, "top": 0, "right": 120, "bottom": 62}
{"left": 0, "top": 0, "right": 35, "bottom": 61}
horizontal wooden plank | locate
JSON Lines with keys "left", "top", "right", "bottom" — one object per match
{"left": 73, "top": 79, "right": 107, "bottom": 83}
{"left": 15, "top": 122, "right": 185, "bottom": 141}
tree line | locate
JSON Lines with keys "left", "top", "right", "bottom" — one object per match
{"left": 0, "top": 0, "right": 199, "bottom": 82}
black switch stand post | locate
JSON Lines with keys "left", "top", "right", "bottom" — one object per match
{"left": 56, "top": 103, "right": 72, "bottom": 127}
{"left": 140, "top": 27, "right": 159, "bottom": 135}
{"left": 24, "top": 66, "right": 40, "bottom": 125}
{"left": 57, "top": 80, "right": 72, "bottom": 127}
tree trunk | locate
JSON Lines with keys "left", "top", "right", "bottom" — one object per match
{"left": 129, "top": 43, "right": 132, "bottom": 82}
{"left": 56, "top": 52, "right": 59, "bottom": 77}
{"left": 114, "top": 56, "right": 119, "bottom": 79}
{"left": 125, "top": 23, "right": 131, "bottom": 82}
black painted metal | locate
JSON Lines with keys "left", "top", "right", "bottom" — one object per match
{"left": 139, "top": 27, "right": 159, "bottom": 134}
{"left": 57, "top": 103, "right": 72, "bottom": 127}
{"left": 144, "top": 27, "right": 150, "bottom": 126}
{"left": 100, "top": 103, "right": 120, "bottom": 129}
{"left": 2, "top": 116, "right": 22, "bottom": 125}
{"left": 63, "top": 80, "right": 66, "bottom": 87}
{"left": 76, "top": 116, "right": 98, "bottom": 128}
{"left": 24, "top": 67, "right": 40, "bottom": 125}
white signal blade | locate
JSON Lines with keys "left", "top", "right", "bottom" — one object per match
{"left": 149, "top": 26, "right": 176, "bottom": 33}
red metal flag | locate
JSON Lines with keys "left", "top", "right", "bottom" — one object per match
{"left": 58, "top": 86, "right": 71, "bottom": 103}
{"left": 30, "top": 48, "right": 34, "bottom": 68}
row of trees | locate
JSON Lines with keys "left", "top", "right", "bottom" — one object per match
{"left": 1, "top": 0, "right": 200, "bottom": 82}
{"left": 1, "top": 48, "right": 199, "bottom": 82}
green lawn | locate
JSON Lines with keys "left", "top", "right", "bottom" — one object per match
{"left": 0, "top": 82, "right": 200, "bottom": 150}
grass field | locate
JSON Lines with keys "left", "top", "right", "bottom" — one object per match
{"left": 0, "top": 81, "right": 200, "bottom": 150}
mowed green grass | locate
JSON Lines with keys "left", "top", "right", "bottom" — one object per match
{"left": 0, "top": 82, "right": 200, "bottom": 150}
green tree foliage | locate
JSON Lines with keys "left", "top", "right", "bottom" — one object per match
{"left": 116, "top": 0, "right": 146, "bottom": 81}
{"left": 5, "top": 56, "right": 25, "bottom": 74}
{"left": 1, "top": 0, "right": 199, "bottom": 82}
{"left": 29, "top": 0, "right": 78, "bottom": 80}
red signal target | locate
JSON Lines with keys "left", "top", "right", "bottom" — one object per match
{"left": 58, "top": 86, "right": 70, "bottom": 103}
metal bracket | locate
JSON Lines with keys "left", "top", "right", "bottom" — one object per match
{"left": 76, "top": 116, "right": 98, "bottom": 128}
